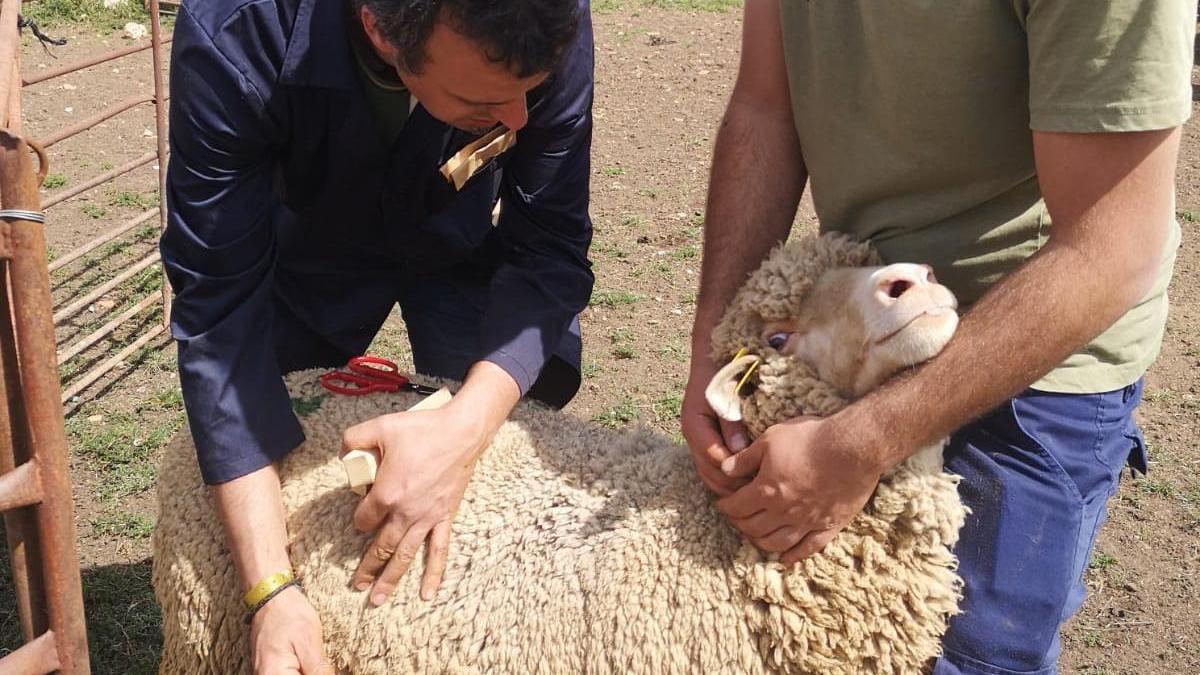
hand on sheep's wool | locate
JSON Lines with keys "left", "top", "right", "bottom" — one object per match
{"left": 250, "top": 586, "right": 335, "bottom": 675}
{"left": 681, "top": 361, "right": 753, "bottom": 497}
{"left": 716, "top": 415, "right": 883, "bottom": 565}
{"left": 342, "top": 402, "right": 492, "bottom": 606}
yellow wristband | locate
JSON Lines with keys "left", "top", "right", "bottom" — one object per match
{"left": 243, "top": 570, "right": 294, "bottom": 610}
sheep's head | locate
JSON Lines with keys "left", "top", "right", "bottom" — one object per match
{"left": 706, "top": 233, "right": 959, "bottom": 438}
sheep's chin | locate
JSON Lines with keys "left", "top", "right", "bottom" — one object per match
{"left": 854, "top": 311, "right": 958, "bottom": 395}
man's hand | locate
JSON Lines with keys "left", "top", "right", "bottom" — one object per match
{"left": 681, "top": 359, "right": 751, "bottom": 497}
{"left": 250, "top": 586, "right": 333, "bottom": 675}
{"left": 717, "top": 415, "right": 883, "bottom": 566}
{"left": 343, "top": 402, "right": 489, "bottom": 605}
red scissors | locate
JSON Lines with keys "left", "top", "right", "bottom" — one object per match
{"left": 319, "top": 356, "right": 440, "bottom": 397}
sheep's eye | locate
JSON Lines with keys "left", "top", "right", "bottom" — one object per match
{"left": 767, "top": 332, "right": 790, "bottom": 351}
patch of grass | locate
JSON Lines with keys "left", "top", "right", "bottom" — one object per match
{"left": 610, "top": 328, "right": 637, "bottom": 358}
{"left": 1089, "top": 551, "right": 1117, "bottom": 571}
{"left": 1144, "top": 388, "right": 1177, "bottom": 403}
{"left": 656, "top": 343, "right": 689, "bottom": 363}
{"left": 81, "top": 203, "right": 107, "bottom": 219}
{"left": 682, "top": 291, "right": 698, "bottom": 306}
{"left": 141, "top": 388, "right": 183, "bottom": 413}
{"left": 610, "top": 327, "right": 635, "bottom": 344}
{"left": 79, "top": 559, "right": 163, "bottom": 674}
{"left": 581, "top": 360, "right": 601, "bottom": 379}
{"left": 291, "top": 395, "right": 326, "bottom": 417}
{"left": 1, "top": 539, "right": 163, "bottom": 674}
{"left": 593, "top": 397, "right": 639, "bottom": 428}
{"left": 594, "top": 241, "right": 629, "bottom": 259}
{"left": 601, "top": 165, "right": 627, "bottom": 176}
{"left": 590, "top": 290, "right": 643, "bottom": 308}
{"left": 100, "top": 462, "right": 159, "bottom": 501}
{"left": 613, "top": 345, "right": 637, "bottom": 360}
{"left": 1081, "top": 630, "right": 1106, "bottom": 649}
{"left": 1178, "top": 210, "right": 1198, "bottom": 223}
{"left": 672, "top": 244, "right": 699, "bottom": 261}
{"left": 100, "top": 161, "right": 115, "bottom": 171}
{"left": 135, "top": 223, "right": 160, "bottom": 241}
{"left": 594, "top": 0, "right": 741, "bottom": 11}
{"left": 65, "top": 411, "right": 182, "bottom": 501}
{"left": 24, "top": 0, "right": 154, "bottom": 32}
{"left": 103, "top": 239, "right": 133, "bottom": 256}
{"left": 654, "top": 262, "right": 674, "bottom": 279}
{"left": 1140, "top": 479, "right": 1178, "bottom": 499}
{"left": 43, "top": 173, "right": 68, "bottom": 189}
{"left": 109, "top": 189, "right": 159, "bottom": 209}
{"left": 653, "top": 390, "right": 684, "bottom": 420}
{"left": 92, "top": 512, "right": 155, "bottom": 540}
{"left": 621, "top": 215, "right": 644, "bottom": 228}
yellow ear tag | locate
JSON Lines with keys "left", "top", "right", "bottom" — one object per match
{"left": 732, "top": 347, "right": 759, "bottom": 397}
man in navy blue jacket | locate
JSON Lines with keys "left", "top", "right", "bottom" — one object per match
{"left": 162, "top": 0, "right": 593, "bottom": 669}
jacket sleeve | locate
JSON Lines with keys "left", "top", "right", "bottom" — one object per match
{"left": 160, "top": 5, "right": 303, "bottom": 485}
{"left": 481, "top": 7, "right": 596, "bottom": 392}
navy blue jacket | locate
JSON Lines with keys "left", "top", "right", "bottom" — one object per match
{"left": 162, "top": 0, "right": 595, "bottom": 484}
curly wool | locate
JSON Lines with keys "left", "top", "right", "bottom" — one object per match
{"left": 153, "top": 233, "right": 965, "bottom": 675}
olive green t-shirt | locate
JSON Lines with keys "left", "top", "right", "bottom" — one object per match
{"left": 351, "top": 37, "right": 411, "bottom": 148}
{"left": 778, "top": 0, "right": 1194, "bottom": 393}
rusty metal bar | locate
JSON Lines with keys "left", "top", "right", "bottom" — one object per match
{"left": 52, "top": 251, "right": 160, "bottom": 324}
{"left": 1, "top": 0, "right": 41, "bottom": 649}
{"left": 47, "top": 208, "right": 157, "bottom": 273}
{"left": 0, "top": 0, "right": 20, "bottom": 130}
{"left": 40, "top": 94, "right": 155, "bottom": 149}
{"left": 60, "top": 323, "right": 166, "bottom": 404}
{"left": 21, "top": 37, "right": 175, "bottom": 87}
{"left": 57, "top": 293, "right": 159, "bottom": 364}
{"left": 5, "top": 59, "right": 18, "bottom": 133}
{"left": 149, "top": 0, "right": 173, "bottom": 329}
{"left": 0, "top": 258, "right": 40, "bottom": 645}
{"left": 0, "top": 630, "right": 62, "bottom": 675}
{"left": 1, "top": 131, "right": 92, "bottom": 674}
{"left": 42, "top": 150, "right": 157, "bottom": 209}
{"left": 0, "top": 459, "right": 43, "bottom": 510}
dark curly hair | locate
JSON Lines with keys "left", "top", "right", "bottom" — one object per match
{"left": 353, "top": 0, "right": 582, "bottom": 78}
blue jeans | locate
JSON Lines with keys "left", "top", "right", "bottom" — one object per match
{"left": 933, "top": 381, "right": 1148, "bottom": 675}
{"left": 271, "top": 265, "right": 583, "bottom": 408}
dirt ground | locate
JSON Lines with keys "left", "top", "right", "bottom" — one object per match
{"left": 2, "top": 4, "right": 1199, "bottom": 674}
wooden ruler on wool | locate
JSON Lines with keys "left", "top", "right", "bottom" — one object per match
{"left": 341, "top": 387, "right": 453, "bottom": 496}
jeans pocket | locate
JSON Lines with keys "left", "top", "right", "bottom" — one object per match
{"left": 1123, "top": 420, "right": 1149, "bottom": 477}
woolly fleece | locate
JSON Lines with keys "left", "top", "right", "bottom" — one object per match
{"left": 152, "top": 233, "right": 966, "bottom": 675}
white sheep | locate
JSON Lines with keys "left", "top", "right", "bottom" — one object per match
{"left": 152, "top": 233, "right": 967, "bottom": 675}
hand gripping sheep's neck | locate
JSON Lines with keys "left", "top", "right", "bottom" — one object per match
{"left": 705, "top": 255, "right": 959, "bottom": 467}
{"left": 154, "top": 233, "right": 969, "bottom": 675}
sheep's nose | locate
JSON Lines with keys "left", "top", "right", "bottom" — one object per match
{"left": 874, "top": 264, "right": 935, "bottom": 301}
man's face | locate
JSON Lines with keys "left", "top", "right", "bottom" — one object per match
{"left": 361, "top": 7, "right": 550, "bottom": 134}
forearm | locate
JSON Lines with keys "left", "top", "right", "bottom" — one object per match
{"left": 844, "top": 128, "right": 1179, "bottom": 469}
{"left": 452, "top": 360, "right": 521, "bottom": 456}
{"left": 693, "top": 99, "right": 807, "bottom": 357}
{"left": 211, "top": 465, "right": 292, "bottom": 592}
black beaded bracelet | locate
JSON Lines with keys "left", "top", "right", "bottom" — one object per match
{"left": 243, "top": 578, "right": 303, "bottom": 624}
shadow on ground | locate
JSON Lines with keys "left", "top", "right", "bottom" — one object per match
{"left": 0, "top": 523, "right": 161, "bottom": 675}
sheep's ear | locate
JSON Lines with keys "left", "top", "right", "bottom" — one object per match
{"left": 705, "top": 353, "right": 762, "bottom": 422}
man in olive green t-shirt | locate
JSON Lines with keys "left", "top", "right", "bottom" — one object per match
{"left": 681, "top": 1, "right": 1194, "bottom": 672}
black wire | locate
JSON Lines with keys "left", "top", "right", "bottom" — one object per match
{"left": 17, "top": 14, "right": 69, "bottom": 57}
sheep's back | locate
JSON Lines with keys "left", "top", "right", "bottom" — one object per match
{"left": 154, "top": 371, "right": 766, "bottom": 674}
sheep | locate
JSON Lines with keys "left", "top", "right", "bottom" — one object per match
{"left": 152, "top": 233, "right": 967, "bottom": 675}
